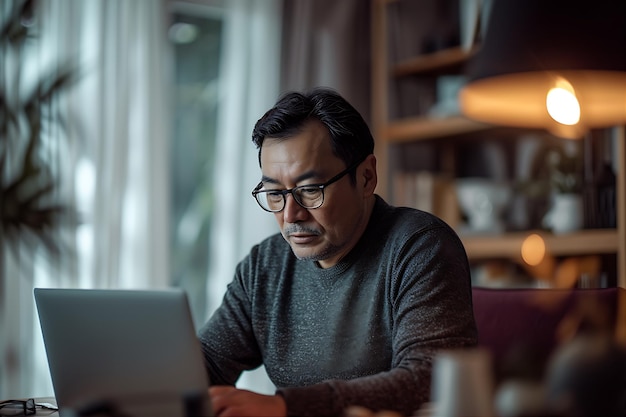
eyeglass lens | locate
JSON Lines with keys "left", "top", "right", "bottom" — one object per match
{"left": 258, "top": 187, "right": 323, "bottom": 212}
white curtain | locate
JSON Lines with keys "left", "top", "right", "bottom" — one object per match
{"left": 72, "top": 1, "right": 170, "bottom": 291}
{"left": 206, "top": 0, "right": 282, "bottom": 394}
{"left": 1, "top": 0, "right": 170, "bottom": 398}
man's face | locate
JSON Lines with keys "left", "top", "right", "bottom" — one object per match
{"left": 259, "top": 119, "right": 376, "bottom": 268}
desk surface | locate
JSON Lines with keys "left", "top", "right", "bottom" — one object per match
{"left": 17, "top": 396, "right": 212, "bottom": 416}
{"left": 37, "top": 398, "right": 58, "bottom": 417}
{"left": 12, "top": 395, "right": 212, "bottom": 416}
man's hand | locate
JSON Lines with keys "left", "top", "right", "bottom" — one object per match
{"left": 209, "top": 386, "right": 287, "bottom": 417}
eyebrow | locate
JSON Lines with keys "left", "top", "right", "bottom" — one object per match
{"left": 261, "top": 169, "right": 323, "bottom": 186}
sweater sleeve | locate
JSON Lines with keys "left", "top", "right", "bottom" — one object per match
{"left": 277, "top": 223, "right": 477, "bottom": 417}
{"left": 197, "top": 265, "right": 263, "bottom": 386}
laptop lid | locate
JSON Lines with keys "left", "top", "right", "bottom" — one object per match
{"left": 34, "top": 287, "right": 211, "bottom": 417}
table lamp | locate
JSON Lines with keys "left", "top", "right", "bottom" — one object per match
{"left": 459, "top": 0, "right": 626, "bottom": 139}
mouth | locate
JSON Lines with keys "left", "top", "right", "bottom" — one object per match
{"left": 288, "top": 234, "right": 318, "bottom": 245}
{"left": 285, "top": 227, "right": 321, "bottom": 245}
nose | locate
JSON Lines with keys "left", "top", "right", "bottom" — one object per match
{"left": 282, "top": 193, "right": 309, "bottom": 223}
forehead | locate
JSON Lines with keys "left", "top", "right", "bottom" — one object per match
{"left": 260, "top": 119, "right": 335, "bottom": 167}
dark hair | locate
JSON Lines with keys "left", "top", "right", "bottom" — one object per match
{"left": 251, "top": 88, "right": 374, "bottom": 178}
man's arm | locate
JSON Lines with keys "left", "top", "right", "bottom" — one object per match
{"left": 198, "top": 269, "right": 264, "bottom": 386}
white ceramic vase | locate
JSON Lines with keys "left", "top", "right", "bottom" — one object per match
{"left": 542, "top": 193, "right": 584, "bottom": 234}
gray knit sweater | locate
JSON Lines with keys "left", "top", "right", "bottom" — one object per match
{"left": 198, "top": 196, "right": 477, "bottom": 416}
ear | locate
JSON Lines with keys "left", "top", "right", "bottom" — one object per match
{"left": 360, "top": 154, "right": 377, "bottom": 196}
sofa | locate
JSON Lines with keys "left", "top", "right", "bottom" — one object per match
{"left": 472, "top": 287, "right": 625, "bottom": 379}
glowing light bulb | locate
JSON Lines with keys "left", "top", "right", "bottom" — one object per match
{"left": 521, "top": 233, "right": 546, "bottom": 266}
{"left": 546, "top": 79, "right": 580, "bottom": 125}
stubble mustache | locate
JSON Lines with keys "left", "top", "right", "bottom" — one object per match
{"left": 283, "top": 225, "right": 322, "bottom": 237}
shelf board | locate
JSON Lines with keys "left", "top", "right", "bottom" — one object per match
{"left": 392, "top": 46, "right": 477, "bottom": 77}
{"left": 462, "top": 229, "right": 619, "bottom": 261}
{"left": 384, "top": 115, "right": 493, "bottom": 142}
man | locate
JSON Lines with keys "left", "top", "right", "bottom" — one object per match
{"left": 199, "top": 88, "right": 477, "bottom": 417}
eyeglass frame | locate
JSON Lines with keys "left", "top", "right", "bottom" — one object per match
{"left": 0, "top": 398, "right": 36, "bottom": 415}
{"left": 251, "top": 156, "right": 368, "bottom": 213}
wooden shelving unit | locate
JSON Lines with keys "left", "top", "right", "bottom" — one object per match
{"left": 392, "top": 46, "right": 477, "bottom": 77}
{"left": 371, "top": 0, "right": 626, "bottom": 287}
{"left": 462, "top": 229, "right": 619, "bottom": 260}
{"left": 385, "top": 116, "right": 492, "bottom": 143}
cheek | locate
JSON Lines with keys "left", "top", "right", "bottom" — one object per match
{"left": 314, "top": 194, "right": 355, "bottom": 234}
{"left": 274, "top": 212, "right": 284, "bottom": 227}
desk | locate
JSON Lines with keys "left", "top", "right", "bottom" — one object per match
{"left": 13, "top": 396, "right": 211, "bottom": 417}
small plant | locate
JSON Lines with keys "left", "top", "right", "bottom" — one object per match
{"left": 545, "top": 146, "right": 583, "bottom": 194}
{"left": 512, "top": 139, "right": 584, "bottom": 230}
{"left": 1, "top": 0, "right": 78, "bottom": 259}
{"left": 519, "top": 140, "right": 583, "bottom": 198}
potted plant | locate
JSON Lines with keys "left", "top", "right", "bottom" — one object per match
{"left": 545, "top": 144, "right": 583, "bottom": 195}
{"left": 1, "top": 0, "right": 78, "bottom": 262}
{"left": 514, "top": 139, "right": 584, "bottom": 233}
{"left": 541, "top": 142, "right": 584, "bottom": 234}
{"left": 1, "top": 0, "right": 78, "bottom": 391}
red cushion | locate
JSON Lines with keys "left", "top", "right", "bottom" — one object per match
{"left": 472, "top": 287, "right": 623, "bottom": 368}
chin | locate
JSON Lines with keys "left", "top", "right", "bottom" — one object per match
{"left": 291, "top": 248, "right": 320, "bottom": 261}
{"left": 290, "top": 243, "right": 337, "bottom": 263}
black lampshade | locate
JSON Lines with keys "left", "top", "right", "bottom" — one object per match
{"left": 459, "top": 0, "right": 626, "bottom": 138}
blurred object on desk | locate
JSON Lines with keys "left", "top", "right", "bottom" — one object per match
{"left": 431, "top": 348, "right": 495, "bottom": 417}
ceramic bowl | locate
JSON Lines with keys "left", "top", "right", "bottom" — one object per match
{"left": 456, "top": 178, "right": 512, "bottom": 233}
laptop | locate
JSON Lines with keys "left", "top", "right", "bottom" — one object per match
{"left": 34, "top": 288, "right": 212, "bottom": 417}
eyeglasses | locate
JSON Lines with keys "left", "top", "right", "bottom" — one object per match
{"left": 252, "top": 158, "right": 365, "bottom": 213}
{"left": 0, "top": 399, "right": 58, "bottom": 415}
{"left": 0, "top": 399, "right": 36, "bottom": 415}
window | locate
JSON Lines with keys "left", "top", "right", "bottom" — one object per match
{"left": 168, "top": 2, "right": 224, "bottom": 327}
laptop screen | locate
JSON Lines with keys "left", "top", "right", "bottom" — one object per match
{"left": 34, "top": 288, "right": 211, "bottom": 417}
